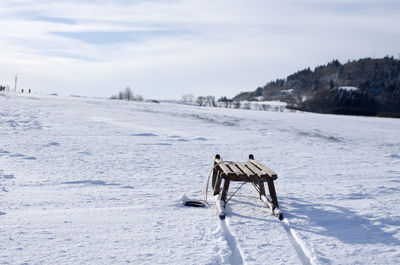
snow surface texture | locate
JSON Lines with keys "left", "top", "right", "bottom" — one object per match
{"left": 1, "top": 92, "right": 400, "bottom": 264}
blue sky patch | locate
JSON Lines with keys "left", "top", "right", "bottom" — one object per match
{"left": 305, "top": 1, "right": 400, "bottom": 14}
{"left": 36, "top": 16, "right": 76, "bottom": 25}
{"left": 16, "top": 10, "right": 76, "bottom": 24}
{"left": 53, "top": 31, "right": 135, "bottom": 45}
{"left": 52, "top": 30, "right": 192, "bottom": 45}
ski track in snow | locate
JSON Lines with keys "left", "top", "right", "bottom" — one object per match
{"left": 220, "top": 219, "right": 244, "bottom": 265}
{"left": 1, "top": 92, "right": 400, "bottom": 264}
{"left": 282, "top": 219, "right": 314, "bottom": 265}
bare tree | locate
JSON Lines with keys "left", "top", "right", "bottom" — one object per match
{"left": 124, "top": 86, "right": 133, "bottom": 100}
{"left": 181, "top": 94, "right": 194, "bottom": 104}
{"left": 187, "top": 94, "right": 194, "bottom": 104}
{"left": 111, "top": 86, "right": 145, "bottom": 102}
{"left": 206, "top": 95, "right": 216, "bottom": 107}
{"left": 134, "top": 94, "right": 143, "bottom": 102}
{"left": 196, "top": 96, "right": 206, "bottom": 106}
{"left": 261, "top": 104, "right": 269, "bottom": 111}
{"left": 243, "top": 102, "right": 251, "bottom": 110}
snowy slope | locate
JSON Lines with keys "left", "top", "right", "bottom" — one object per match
{"left": 1, "top": 92, "right": 400, "bottom": 264}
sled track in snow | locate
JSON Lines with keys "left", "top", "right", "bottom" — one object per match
{"left": 222, "top": 214, "right": 314, "bottom": 265}
{"left": 281, "top": 219, "right": 313, "bottom": 265}
{"left": 221, "top": 219, "right": 244, "bottom": 265}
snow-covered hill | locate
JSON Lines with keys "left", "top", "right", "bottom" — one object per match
{"left": 1, "top": 92, "right": 399, "bottom": 264}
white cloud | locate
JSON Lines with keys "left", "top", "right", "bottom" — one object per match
{"left": 0, "top": 0, "right": 399, "bottom": 99}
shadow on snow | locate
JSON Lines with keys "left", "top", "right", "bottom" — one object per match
{"left": 282, "top": 197, "right": 400, "bottom": 246}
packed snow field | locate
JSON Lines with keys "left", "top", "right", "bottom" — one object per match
{"left": 1, "top": 92, "right": 400, "bottom": 264}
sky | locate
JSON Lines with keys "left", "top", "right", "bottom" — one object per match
{"left": 0, "top": 0, "right": 400, "bottom": 100}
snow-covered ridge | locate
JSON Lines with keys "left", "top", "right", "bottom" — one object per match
{"left": 1, "top": 93, "right": 400, "bottom": 264}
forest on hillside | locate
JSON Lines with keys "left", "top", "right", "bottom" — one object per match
{"left": 232, "top": 57, "right": 400, "bottom": 117}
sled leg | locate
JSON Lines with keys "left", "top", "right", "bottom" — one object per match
{"left": 266, "top": 178, "right": 279, "bottom": 209}
{"left": 258, "top": 180, "right": 283, "bottom": 220}
{"left": 214, "top": 177, "right": 230, "bottom": 220}
{"left": 258, "top": 180, "right": 267, "bottom": 198}
{"left": 212, "top": 154, "right": 220, "bottom": 188}
{"left": 220, "top": 177, "right": 231, "bottom": 203}
{"left": 213, "top": 171, "right": 222, "bottom": 196}
{"left": 211, "top": 168, "right": 217, "bottom": 189}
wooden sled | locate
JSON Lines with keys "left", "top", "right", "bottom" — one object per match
{"left": 211, "top": 154, "right": 282, "bottom": 220}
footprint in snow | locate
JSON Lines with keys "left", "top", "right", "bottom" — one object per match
{"left": 132, "top": 133, "right": 157, "bottom": 137}
{"left": 0, "top": 149, "right": 10, "bottom": 155}
{"left": 3, "top": 174, "right": 15, "bottom": 179}
{"left": 77, "top": 151, "right": 91, "bottom": 155}
{"left": 166, "top": 135, "right": 189, "bottom": 142}
{"left": 156, "top": 143, "right": 172, "bottom": 146}
{"left": 138, "top": 143, "right": 172, "bottom": 146}
{"left": 62, "top": 180, "right": 120, "bottom": 186}
{"left": 121, "top": 185, "right": 134, "bottom": 189}
{"left": 10, "top": 153, "right": 24, "bottom": 158}
{"left": 23, "top": 156, "right": 37, "bottom": 160}
{"left": 63, "top": 180, "right": 133, "bottom": 190}
{"left": 44, "top": 142, "right": 60, "bottom": 147}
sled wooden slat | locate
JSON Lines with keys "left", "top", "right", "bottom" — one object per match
{"left": 214, "top": 158, "right": 234, "bottom": 177}
{"left": 235, "top": 162, "right": 255, "bottom": 178}
{"left": 249, "top": 159, "right": 278, "bottom": 180}
{"left": 226, "top": 163, "right": 242, "bottom": 176}
{"left": 225, "top": 163, "right": 249, "bottom": 181}
{"left": 244, "top": 161, "right": 268, "bottom": 180}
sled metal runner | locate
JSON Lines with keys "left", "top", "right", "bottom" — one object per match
{"left": 211, "top": 154, "right": 282, "bottom": 220}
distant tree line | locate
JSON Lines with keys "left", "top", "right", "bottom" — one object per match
{"left": 196, "top": 95, "right": 216, "bottom": 107}
{"left": 111, "top": 87, "right": 143, "bottom": 101}
{"left": 179, "top": 94, "right": 286, "bottom": 112}
{"left": 180, "top": 94, "right": 217, "bottom": 107}
{"left": 232, "top": 56, "right": 400, "bottom": 116}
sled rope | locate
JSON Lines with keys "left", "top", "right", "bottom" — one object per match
{"left": 204, "top": 168, "right": 213, "bottom": 204}
{"left": 251, "top": 182, "right": 272, "bottom": 204}
{"left": 225, "top": 181, "right": 247, "bottom": 205}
